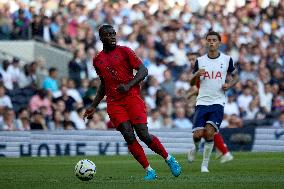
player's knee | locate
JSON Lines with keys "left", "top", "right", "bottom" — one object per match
{"left": 193, "top": 130, "right": 204, "bottom": 141}
{"left": 204, "top": 124, "right": 216, "bottom": 140}
{"left": 134, "top": 124, "right": 153, "bottom": 145}
{"left": 118, "top": 122, "right": 136, "bottom": 144}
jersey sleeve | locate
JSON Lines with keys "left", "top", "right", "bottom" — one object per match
{"left": 124, "top": 47, "right": 142, "bottom": 69}
{"left": 192, "top": 60, "right": 199, "bottom": 74}
{"left": 227, "top": 57, "right": 236, "bottom": 74}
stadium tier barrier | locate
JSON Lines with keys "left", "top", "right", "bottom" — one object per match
{"left": 0, "top": 128, "right": 283, "bottom": 157}
{"left": 0, "top": 40, "right": 72, "bottom": 78}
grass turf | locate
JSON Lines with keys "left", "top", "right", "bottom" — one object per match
{"left": 0, "top": 152, "right": 283, "bottom": 189}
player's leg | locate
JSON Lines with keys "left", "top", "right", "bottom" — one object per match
{"left": 188, "top": 105, "right": 207, "bottom": 163}
{"left": 201, "top": 104, "right": 224, "bottom": 172}
{"left": 107, "top": 101, "right": 156, "bottom": 180}
{"left": 134, "top": 124, "right": 181, "bottom": 177}
{"left": 201, "top": 124, "right": 215, "bottom": 172}
{"left": 214, "top": 132, "right": 233, "bottom": 163}
{"left": 117, "top": 122, "right": 157, "bottom": 180}
{"left": 188, "top": 129, "right": 204, "bottom": 162}
{"left": 127, "top": 95, "right": 181, "bottom": 177}
{"left": 134, "top": 124, "right": 167, "bottom": 158}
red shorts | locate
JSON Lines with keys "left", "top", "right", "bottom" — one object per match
{"left": 106, "top": 95, "right": 147, "bottom": 128}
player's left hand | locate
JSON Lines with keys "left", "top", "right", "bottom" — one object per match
{"left": 222, "top": 83, "right": 231, "bottom": 91}
{"left": 116, "top": 84, "right": 131, "bottom": 93}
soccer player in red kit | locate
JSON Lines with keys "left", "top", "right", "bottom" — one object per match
{"left": 187, "top": 52, "right": 233, "bottom": 165}
{"left": 83, "top": 24, "right": 181, "bottom": 180}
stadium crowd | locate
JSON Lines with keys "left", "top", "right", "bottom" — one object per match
{"left": 0, "top": 0, "right": 283, "bottom": 131}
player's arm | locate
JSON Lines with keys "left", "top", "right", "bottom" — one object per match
{"left": 190, "top": 60, "right": 205, "bottom": 86}
{"left": 91, "top": 77, "right": 106, "bottom": 108}
{"left": 187, "top": 85, "right": 199, "bottom": 99}
{"left": 117, "top": 47, "right": 148, "bottom": 93}
{"left": 222, "top": 59, "right": 239, "bottom": 91}
{"left": 83, "top": 77, "right": 105, "bottom": 120}
{"left": 117, "top": 64, "right": 148, "bottom": 92}
{"left": 128, "top": 64, "right": 148, "bottom": 87}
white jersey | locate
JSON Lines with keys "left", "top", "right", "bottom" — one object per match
{"left": 193, "top": 52, "right": 235, "bottom": 106}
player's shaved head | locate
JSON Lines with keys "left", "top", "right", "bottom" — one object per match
{"left": 99, "top": 24, "right": 114, "bottom": 38}
{"left": 98, "top": 24, "right": 117, "bottom": 50}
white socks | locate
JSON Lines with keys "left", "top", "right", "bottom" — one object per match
{"left": 166, "top": 154, "right": 171, "bottom": 161}
{"left": 145, "top": 165, "right": 153, "bottom": 171}
{"left": 194, "top": 140, "right": 201, "bottom": 152}
{"left": 202, "top": 141, "right": 214, "bottom": 168}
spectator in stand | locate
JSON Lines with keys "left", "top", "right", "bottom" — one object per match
{"left": 160, "top": 69, "right": 175, "bottom": 97}
{"left": 0, "top": 85, "right": 13, "bottom": 109}
{"left": 0, "top": 9, "right": 13, "bottom": 40}
{"left": 273, "top": 111, "right": 284, "bottom": 128}
{"left": 50, "top": 14, "right": 63, "bottom": 37}
{"left": 223, "top": 114, "right": 243, "bottom": 129}
{"left": 175, "top": 72, "right": 190, "bottom": 93}
{"left": 83, "top": 78, "right": 99, "bottom": 106}
{"left": 0, "top": 107, "right": 19, "bottom": 131}
{"left": 18, "top": 62, "right": 37, "bottom": 88}
{"left": 30, "top": 111, "right": 48, "bottom": 130}
{"left": 11, "top": 9, "right": 30, "bottom": 39}
{"left": 85, "top": 47, "right": 98, "bottom": 80}
{"left": 173, "top": 107, "right": 192, "bottom": 129}
{"left": 147, "top": 108, "right": 163, "bottom": 130}
{"left": 78, "top": 79, "right": 89, "bottom": 98}
{"left": 66, "top": 79, "right": 83, "bottom": 104}
{"left": 239, "top": 62, "right": 257, "bottom": 84}
{"left": 237, "top": 86, "right": 253, "bottom": 116}
{"left": 35, "top": 57, "right": 48, "bottom": 88}
{"left": 163, "top": 115, "right": 173, "bottom": 129}
{"left": 42, "top": 67, "right": 59, "bottom": 93}
{"left": 16, "top": 108, "right": 30, "bottom": 131}
{"left": 147, "top": 55, "right": 167, "bottom": 83}
{"left": 273, "top": 89, "right": 284, "bottom": 112}
{"left": 259, "top": 83, "right": 273, "bottom": 113}
{"left": 31, "top": 14, "right": 42, "bottom": 38}
{"left": 62, "top": 110, "right": 76, "bottom": 130}
{"left": 70, "top": 107, "right": 86, "bottom": 130}
{"left": 147, "top": 76, "right": 160, "bottom": 99}
{"left": 7, "top": 57, "right": 21, "bottom": 88}
{"left": 29, "top": 89, "right": 52, "bottom": 116}
{"left": 224, "top": 92, "right": 240, "bottom": 116}
{"left": 38, "top": 16, "right": 54, "bottom": 43}
{"left": 87, "top": 112, "right": 107, "bottom": 130}
{"left": 0, "top": 60, "right": 14, "bottom": 90}
{"left": 243, "top": 96, "right": 262, "bottom": 120}
{"left": 68, "top": 49, "right": 87, "bottom": 87}
{"left": 48, "top": 110, "right": 64, "bottom": 130}
{"left": 53, "top": 85, "right": 76, "bottom": 112}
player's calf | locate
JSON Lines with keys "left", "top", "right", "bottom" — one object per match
{"left": 188, "top": 130, "right": 203, "bottom": 163}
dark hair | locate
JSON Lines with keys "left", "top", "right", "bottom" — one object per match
{"left": 206, "top": 31, "right": 221, "bottom": 41}
{"left": 49, "top": 67, "right": 57, "bottom": 74}
{"left": 98, "top": 24, "right": 113, "bottom": 38}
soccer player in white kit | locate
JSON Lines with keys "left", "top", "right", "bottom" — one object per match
{"left": 189, "top": 31, "right": 239, "bottom": 172}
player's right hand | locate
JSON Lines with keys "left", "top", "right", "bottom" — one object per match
{"left": 83, "top": 107, "right": 96, "bottom": 122}
{"left": 196, "top": 69, "right": 206, "bottom": 77}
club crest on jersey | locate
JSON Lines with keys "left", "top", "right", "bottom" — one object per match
{"left": 203, "top": 71, "right": 222, "bottom": 79}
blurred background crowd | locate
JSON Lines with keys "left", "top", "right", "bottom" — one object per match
{"left": 0, "top": 0, "right": 283, "bottom": 131}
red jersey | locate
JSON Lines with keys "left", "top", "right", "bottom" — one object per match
{"left": 93, "top": 45, "right": 142, "bottom": 102}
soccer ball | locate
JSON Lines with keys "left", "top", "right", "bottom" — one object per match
{"left": 75, "top": 159, "right": 96, "bottom": 181}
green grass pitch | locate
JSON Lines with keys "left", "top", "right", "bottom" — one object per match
{"left": 0, "top": 152, "right": 283, "bottom": 189}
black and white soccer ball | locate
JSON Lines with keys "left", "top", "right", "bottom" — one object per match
{"left": 75, "top": 159, "right": 96, "bottom": 181}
